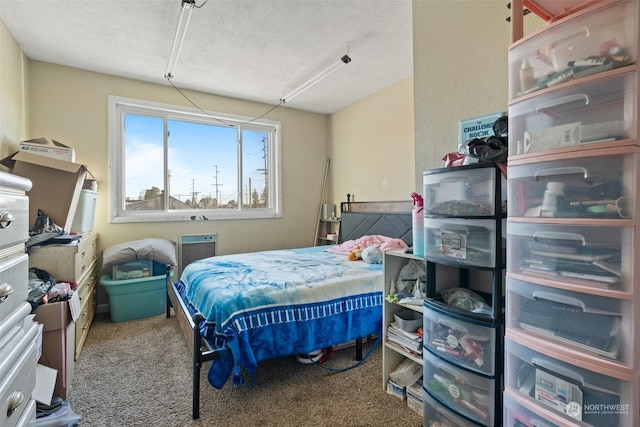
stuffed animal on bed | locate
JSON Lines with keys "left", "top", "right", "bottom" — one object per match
{"left": 348, "top": 245, "right": 383, "bottom": 264}
{"left": 361, "top": 245, "right": 383, "bottom": 264}
{"left": 348, "top": 247, "right": 363, "bottom": 261}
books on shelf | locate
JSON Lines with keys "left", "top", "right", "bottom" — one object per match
{"left": 387, "top": 340, "right": 422, "bottom": 358}
{"left": 387, "top": 322, "right": 423, "bottom": 355}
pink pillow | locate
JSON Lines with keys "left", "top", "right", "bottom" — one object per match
{"left": 326, "top": 235, "right": 407, "bottom": 255}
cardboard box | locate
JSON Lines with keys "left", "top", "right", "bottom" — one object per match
{"left": 407, "top": 392, "right": 423, "bottom": 417}
{"left": 3, "top": 151, "right": 88, "bottom": 232}
{"left": 389, "top": 358, "right": 422, "bottom": 388}
{"left": 406, "top": 379, "right": 423, "bottom": 417}
{"left": 386, "top": 379, "right": 406, "bottom": 400}
{"left": 407, "top": 378, "right": 423, "bottom": 400}
{"left": 33, "top": 300, "right": 76, "bottom": 399}
{"left": 19, "top": 138, "right": 76, "bottom": 163}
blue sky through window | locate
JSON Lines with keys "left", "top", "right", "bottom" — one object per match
{"left": 124, "top": 114, "right": 268, "bottom": 207}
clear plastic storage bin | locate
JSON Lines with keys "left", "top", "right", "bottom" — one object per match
{"left": 508, "top": 0, "right": 638, "bottom": 100}
{"left": 506, "top": 221, "right": 632, "bottom": 292}
{"left": 509, "top": 72, "right": 636, "bottom": 156}
{"left": 423, "top": 389, "right": 480, "bottom": 427}
{"left": 423, "top": 301, "right": 498, "bottom": 376}
{"left": 505, "top": 336, "right": 634, "bottom": 427}
{"left": 423, "top": 348, "right": 497, "bottom": 426}
{"left": 423, "top": 164, "right": 505, "bottom": 216}
{"left": 425, "top": 218, "right": 503, "bottom": 268}
{"left": 506, "top": 276, "right": 631, "bottom": 366}
{"left": 507, "top": 149, "right": 636, "bottom": 220}
{"left": 503, "top": 391, "right": 560, "bottom": 427}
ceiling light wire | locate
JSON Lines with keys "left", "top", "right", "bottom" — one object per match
{"left": 164, "top": 51, "right": 353, "bottom": 126}
{"left": 166, "top": 76, "right": 287, "bottom": 127}
{"left": 166, "top": 77, "right": 233, "bottom": 127}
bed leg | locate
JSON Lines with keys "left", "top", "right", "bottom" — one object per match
{"left": 192, "top": 313, "right": 205, "bottom": 420}
{"left": 165, "top": 264, "right": 173, "bottom": 319}
{"left": 355, "top": 337, "right": 363, "bottom": 361}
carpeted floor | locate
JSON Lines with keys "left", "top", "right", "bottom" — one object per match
{"left": 68, "top": 312, "right": 423, "bottom": 426}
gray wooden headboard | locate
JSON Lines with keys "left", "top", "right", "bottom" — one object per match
{"left": 339, "top": 200, "right": 413, "bottom": 246}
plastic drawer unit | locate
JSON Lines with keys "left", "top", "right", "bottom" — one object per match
{"left": 507, "top": 148, "right": 637, "bottom": 220}
{"left": 423, "top": 301, "right": 498, "bottom": 376}
{"left": 423, "top": 164, "right": 506, "bottom": 217}
{"left": 506, "top": 276, "right": 632, "bottom": 367}
{"left": 508, "top": 0, "right": 638, "bottom": 100}
{"left": 505, "top": 336, "right": 635, "bottom": 427}
{"left": 425, "top": 218, "right": 503, "bottom": 268}
{"left": 509, "top": 71, "right": 637, "bottom": 156}
{"left": 506, "top": 221, "right": 631, "bottom": 293}
{"left": 423, "top": 390, "right": 481, "bottom": 427}
{"left": 423, "top": 348, "right": 497, "bottom": 426}
{"left": 503, "top": 391, "right": 560, "bottom": 427}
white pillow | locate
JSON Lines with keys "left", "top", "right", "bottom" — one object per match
{"left": 101, "top": 238, "right": 177, "bottom": 275}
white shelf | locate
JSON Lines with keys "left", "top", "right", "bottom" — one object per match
{"left": 316, "top": 218, "right": 340, "bottom": 246}
{"left": 381, "top": 250, "right": 425, "bottom": 394}
{"left": 383, "top": 341, "right": 422, "bottom": 365}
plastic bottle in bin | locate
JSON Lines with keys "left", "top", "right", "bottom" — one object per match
{"left": 411, "top": 192, "right": 424, "bottom": 257}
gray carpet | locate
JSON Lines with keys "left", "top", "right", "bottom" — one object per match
{"left": 68, "top": 312, "right": 423, "bottom": 426}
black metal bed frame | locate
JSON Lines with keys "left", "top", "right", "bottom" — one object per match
{"left": 165, "top": 200, "right": 413, "bottom": 419}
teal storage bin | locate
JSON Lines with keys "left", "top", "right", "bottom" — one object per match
{"left": 99, "top": 270, "right": 172, "bottom": 323}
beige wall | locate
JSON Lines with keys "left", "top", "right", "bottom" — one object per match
{"left": 329, "top": 77, "right": 414, "bottom": 205}
{"left": 0, "top": 19, "right": 28, "bottom": 155}
{"left": 17, "top": 61, "right": 329, "bottom": 255}
{"left": 329, "top": 1, "right": 542, "bottom": 206}
{"left": 413, "top": 0, "right": 511, "bottom": 191}
{"left": 412, "top": 0, "right": 543, "bottom": 192}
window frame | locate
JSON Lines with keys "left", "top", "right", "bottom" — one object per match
{"left": 107, "top": 95, "right": 282, "bottom": 223}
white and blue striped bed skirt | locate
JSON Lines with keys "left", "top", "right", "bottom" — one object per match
{"left": 175, "top": 245, "right": 383, "bottom": 388}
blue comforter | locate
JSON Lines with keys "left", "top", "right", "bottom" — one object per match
{"left": 176, "top": 246, "right": 383, "bottom": 388}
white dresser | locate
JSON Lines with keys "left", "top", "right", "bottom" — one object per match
{"left": 0, "top": 171, "right": 40, "bottom": 427}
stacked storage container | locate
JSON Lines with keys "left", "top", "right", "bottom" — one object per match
{"left": 506, "top": 1, "right": 640, "bottom": 425}
{"left": 421, "top": 162, "right": 506, "bottom": 426}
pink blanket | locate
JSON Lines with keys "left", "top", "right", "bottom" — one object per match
{"left": 325, "top": 235, "right": 408, "bottom": 255}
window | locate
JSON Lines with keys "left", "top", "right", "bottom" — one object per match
{"left": 108, "top": 96, "right": 281, "bottom": 223}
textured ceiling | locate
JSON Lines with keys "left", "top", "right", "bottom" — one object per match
{"left": 0, "top": 0, "right": 413, "bottom": 114}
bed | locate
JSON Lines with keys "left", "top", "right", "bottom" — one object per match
{"left": 165, "top": 200, "right": 413, "bottom": 419}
